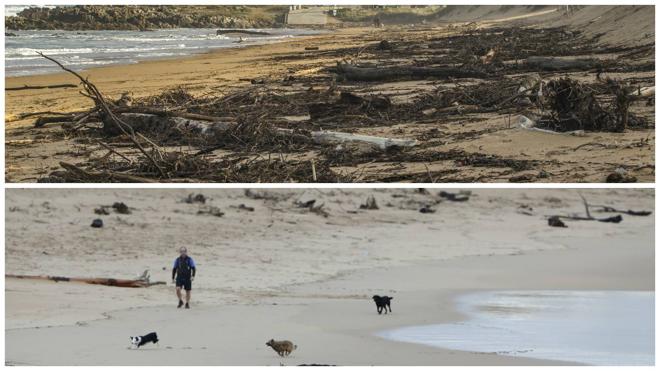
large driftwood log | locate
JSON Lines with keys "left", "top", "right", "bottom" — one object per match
{"left": 335, "top": 63, "right": 489, "bottom": 82}
{"left": 525, "top": 56, "right": 601, "bottom": 71}
{"left": 310, "top": 130, "right": 417, "bottom": 150}
{"left": 109, "top": 113, "right": 418, "bottom": 151}
{"left": 216, "top": 29, "right": 270, "bottom": 36}
{"left": 7, "top": 83, "right": 77, "bottom": 91}
{"left": 6, "top": 274, "right": 166, "bottom": 288}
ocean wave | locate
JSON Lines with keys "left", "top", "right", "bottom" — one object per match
{"left": 6, "top": 28, "right": 319, "bottom": 77}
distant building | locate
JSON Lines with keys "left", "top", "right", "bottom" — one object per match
{"left": 285, "top": 6, "right": 330, "bottom": 25}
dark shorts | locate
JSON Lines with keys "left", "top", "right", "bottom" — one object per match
{"left": 176, "top": 277, "right": 192, "bottom": 291}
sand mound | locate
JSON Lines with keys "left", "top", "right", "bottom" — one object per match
{"left": 435, "top": 5, "right": 654, "bottom": 47}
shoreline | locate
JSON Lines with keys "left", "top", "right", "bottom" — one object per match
{"left": 4, "top": 28, "right": 341, "bottom": 85}
{"left": 5, "top": 27, "right": 326, "bottom": 79}
{"left": 5, "top": 27, "right": 360, "bottom": 125}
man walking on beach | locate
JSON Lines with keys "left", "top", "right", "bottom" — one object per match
{"left": 172, "top": 247, "right": 196, "bottom": 309}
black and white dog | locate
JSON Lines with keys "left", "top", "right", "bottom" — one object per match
{"left": 372, "top": 295, "right": 393, "bottom": 314}
{"left": 129, "top": 332, "right": 159, "bottom": 349}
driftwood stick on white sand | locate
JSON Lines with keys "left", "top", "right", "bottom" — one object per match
{"left": 310, "top": 130, "right": 418, "bottom": 150}
{"left": 5, "top": 274, "right": 166, "bottom": 288}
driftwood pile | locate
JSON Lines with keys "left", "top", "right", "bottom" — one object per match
{"left": 34, "top": 54, "right": 417, "bottom": 183}
{"left": 547, "top": 194, "right": 652, "bottom": 227}
{"left": 536, "top": 78, "right": 647, "bottom": 132}
{"left": 25, "top": 22, "right": 653, "bottom": 183}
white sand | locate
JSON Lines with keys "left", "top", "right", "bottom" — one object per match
{"left": 5, "top": 189, "right": 654, "bottom": 365}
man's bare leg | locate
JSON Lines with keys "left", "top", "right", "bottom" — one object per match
{"left": 185, "top": 290, "right": 191, "bottom": 308}
{"left": 176, "top": 287, "right": 184, "bottom": 308}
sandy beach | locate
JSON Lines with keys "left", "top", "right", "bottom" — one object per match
{"left": 5, "top": 188, "right": 654, "bottom": 365}
{"left": 5, "top": 5, "right": 655, "bottom": 183}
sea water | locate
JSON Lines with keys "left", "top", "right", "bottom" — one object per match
{"left": 378, "top": 291, "right": 654, "bottom": 365}
{"left": 5, "top": 28, "right": 320, "bottom": 77}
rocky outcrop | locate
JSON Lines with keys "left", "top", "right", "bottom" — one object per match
{"left": 5, "top": 5, "right": 286, "bottom": 30}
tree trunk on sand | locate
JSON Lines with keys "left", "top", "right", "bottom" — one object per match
{"left": 525, "top": 56, "right": 601, "bottom": 71}
{"left": 6, "top": 274, "right": 166, "bottom": 288}
{"left": 335, "top": 63, "right": 489, "bottom": 82}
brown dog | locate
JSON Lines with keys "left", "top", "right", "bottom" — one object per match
{"left": 266, "top": 339, "right": 297, "bottom": 357}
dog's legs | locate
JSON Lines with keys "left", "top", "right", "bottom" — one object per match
{"left": 388, "top": 304, "right": 392, "bottom": 313}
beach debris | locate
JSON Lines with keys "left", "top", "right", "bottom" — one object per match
{"left": 6, "top": 83, "right": 77, "bottom": 91}
{"left": 25, "top": 23, "right": 653, "bottom": 183}
{"left": 91, "top": 218, "right": 104, "bottom": 228}
{"left": 517, "top": 204, "right": 534, "bottom": 216}
{"left": 37, "top": 52, "right": 166, "bottom": 177}
{"left": 439, "top": 191, "right": 469, "bottom": 202}
{"left": 295, "top": 199, "right": 328, "bottom": 217}
{"left": 296, "top": 199, "right": 316, "bottom": 208}
{"left": 334, "top": 62, "right": 488, "bottom": 82}
{"left": 606, "top": 169, "right": 637, "bottom": 183}
{"left": 308, "top": 91, "right": 392, "bottom": 120}
{"left": 509, "top": 174, "right": 535, "bottom": 183}
{"left": 535, "top": 77, "right": 646, "bottom": 133}
{"left": 94, "top": 206, "right": 110, "bottom": 215}
{"left": 112, "top": 202, "right": 131, "bottom": 214}
{"left": 305, "top": 46, "right": 319, "bottom": 51}
{"left": 524, "top": 56, "right": 601, "bottom": 71}
{"left": 115, "top": 92, "right": 134, "bottom": 107}
{"left": 310, "top": 131, "right": 417, "bottom": 151}
{"left": 377, "top": 40, "right": 392, "bottom": 50}
{"left": 635, "top": 86, "right": 655, "bottom": 98}
{"left": 419, "top": 205, "right": 436, "bottom": 213}
{"left": 237, "top": 204, "right": 255, "bottom": 212}
{"left": 359, "top": 195, "right": 379, "bottom": 210}
{"left": 309, "top": 203, "right": 329, "bottom": 217}
{"left": 184, "top": 193, "right": 207, "bottom": 204}
{"left": 197, "top": 206, "right": 225, "bottom": 217}
{"left": 136, "top": 270, "right": 150, "bottom": 282}
{"left": 5, "top": 273, "right": 166, "bottom": 288}
{"left": 548, "top": 216, "right": 567, "bottom": 228}
{"left": 590, "top": 205, "right": 652, "bottom": 216}
{"left": 244, "top": 189, "right": 286, "bottom": 201}
{"left": 216, "top": 29, "right": 271, "bottom": 36}
{"left": 546, "top": 193, "right": 624, "bottom": 225}
{"left": 480, "top": 48, "right": 497, "bottom": 64}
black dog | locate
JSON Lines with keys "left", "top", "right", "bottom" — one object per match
{"left": 372, "top": 295, "right": 393, "bottom": 314}
{"left": 130, "top": 332, "right": 159, "bottom": 349}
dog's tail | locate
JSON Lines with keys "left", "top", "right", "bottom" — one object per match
{"left": 388, "top": 296, "right": 394, "bottom": 300}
